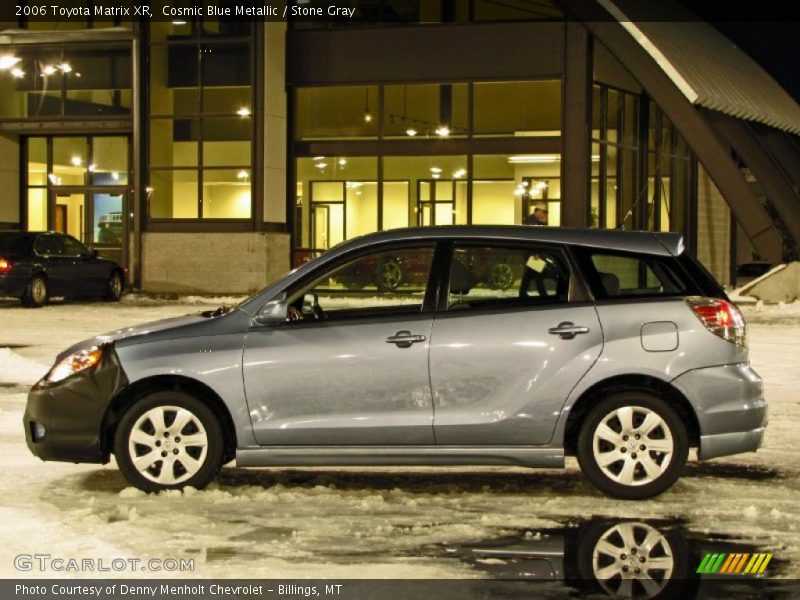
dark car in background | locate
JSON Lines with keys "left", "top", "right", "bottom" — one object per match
{"left": 0, "top": 231, "right": 125, "bottom": 308}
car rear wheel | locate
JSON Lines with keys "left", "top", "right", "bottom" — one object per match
{"left": 22, "top": 275, "right": 48, "bottom": 308}
{"left": 106, "top": 270, "right": 124, "bottom": 302}
{"left": 114, "top": 391, "right": 224, "bottom": 492}
{"left": 577, "top": 392, "right": 689, "bottom": 499}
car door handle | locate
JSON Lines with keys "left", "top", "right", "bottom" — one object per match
{"left": 548, "top": 321, "right": 590, "bottom": 340}
{"left": 385, "top": 330, "right": 427, "bottom": 348}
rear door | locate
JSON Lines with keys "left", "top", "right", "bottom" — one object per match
{"left": 429, "top": 242, "right": 603, "bottom": 445}
{"left": 32, "top": 234, "right": 71, "bottom": 295}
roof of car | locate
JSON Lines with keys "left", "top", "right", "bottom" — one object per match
{"left": 331, "top": 226, "right": 685, "bottom": 257}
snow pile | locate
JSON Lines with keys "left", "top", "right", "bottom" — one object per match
{"left": 0, "top": 348, "right": 48, "bottom": 385}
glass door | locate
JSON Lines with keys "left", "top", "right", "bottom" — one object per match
{"left": 90, "top": 190, "right": 128, "bottom": 267}
{"left": 53, "top": 191, "right": 86, "bottom": 241}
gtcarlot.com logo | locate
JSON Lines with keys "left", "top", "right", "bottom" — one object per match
{"left": 697, "top": 552, "right": 773, "bottom": 575}
{"left": 14, "top": 554, "right": 194, "bottom": 573}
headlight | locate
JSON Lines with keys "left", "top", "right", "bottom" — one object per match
{"left": 46, "top": 346, "right": 103, "bottom": 383}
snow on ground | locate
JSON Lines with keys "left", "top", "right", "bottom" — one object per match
{"left": 0, "top": 297, "right": 798, "bottom": 580}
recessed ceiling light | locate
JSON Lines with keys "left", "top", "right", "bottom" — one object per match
{"left": 0, "top": 55, "right": 20, "bottom": 70}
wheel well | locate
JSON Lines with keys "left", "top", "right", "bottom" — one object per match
{"left": 102, "top": 375, "right": 237, "bottom": 463}
{"left": 563, "top": 375, "right": 701, "bottom": 456}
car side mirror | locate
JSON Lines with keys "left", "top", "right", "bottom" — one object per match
{"left": 301, "top": 292, "right": 319, "bottom": 316}
{"left": 253, "top": 292, "right": 288, "bottom": 326}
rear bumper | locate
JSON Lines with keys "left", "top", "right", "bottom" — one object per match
{"left": 671, "top": 363, "right": 767, "bottom": 460}
{"left": 0, "top": 275, "right": 26, "bottom": 297}
{"left": 699, "top": 427, "right": 765, "bottom": 461}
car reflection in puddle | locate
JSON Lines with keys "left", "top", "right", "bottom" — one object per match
{"left": 441, "top": 517, "right": 783, "bottom": 598}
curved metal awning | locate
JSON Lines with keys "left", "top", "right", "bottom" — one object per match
{"left": 597, "top": 0, "right": 800, "bottom": 135}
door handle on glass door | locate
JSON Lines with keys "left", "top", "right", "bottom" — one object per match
{"left": 385, "top": 330, "right": 427, "bottom": 348}
{"left": 548, "top": 321, "right": 590, "bottom": 340}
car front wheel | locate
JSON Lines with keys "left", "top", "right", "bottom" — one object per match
{"left": 114, "top": 391, "right": 225, "bottom": 492}
{"left": 577, "top": 392, "right": 689, "bottom": 499}
{"left": 106, "top": 270, "right": 124, "bottom": 302}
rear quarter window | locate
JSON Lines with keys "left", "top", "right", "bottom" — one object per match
{"left": 575, "top": 249, "right": 696, "bottom": 300}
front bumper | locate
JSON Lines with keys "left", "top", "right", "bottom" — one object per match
{"left": 671, "top": 362, "right": 767, "bottom": 460}
{"left": 23, "top": 345, "right": 128, "bottom": 463}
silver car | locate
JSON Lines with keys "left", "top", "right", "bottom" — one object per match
{"left": 24, "top": 226, "right": 767, "bottom": 499}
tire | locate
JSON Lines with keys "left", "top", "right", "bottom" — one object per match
{"left": 577, "top": 392, "right": 689, "bottom": 500}
{"left": 22, "top": 274, "right": 48, "bottom": 308}
{"left": 114, "top": 391, "right": 225, "bottom": 493}
{"left": 105, "top": 270, "right": 124, "bottom": 302}
{"left": 376, "top": 258, "right": 403, "bottom": 292}
{"left": 576, "top": 520, "right": 688, "bottom": 599}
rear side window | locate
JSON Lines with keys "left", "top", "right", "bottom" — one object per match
{"left": 34, "top": 234, "right": 64, "bottom": 256}
{"left": 580, "top": 251, "right": 689, "bottom": 299}
{"left": 447, "top": 244, "right": 570, "bottom": 310}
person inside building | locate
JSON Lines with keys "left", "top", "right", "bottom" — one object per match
{"left": 524, "top": 202, "right": 549, "bottom": 226}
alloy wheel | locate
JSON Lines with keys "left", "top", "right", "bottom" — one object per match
{"left": 127, "top": 405, "right": 208, "bottom": 485}
{"left": 31, "top": 278, "right": 47, "bottom": 304}
{"left": 592, "top": 521, "right": 675, "bottom": 598}
{"left": 592, "top": 405, "right": 674, "bottom": 487}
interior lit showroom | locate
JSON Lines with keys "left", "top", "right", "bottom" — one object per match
{"left": 0, "top": 2, "right": 798, "bottom": 294}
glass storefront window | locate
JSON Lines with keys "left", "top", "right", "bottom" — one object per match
{"left": 27, "top": 188, "right": 47, "bottom": 231}
{"left": 202, "top": 169, "right": 251, "bottom": 219}
{"left": 473, "top": 80, "right": 562, "bottom": 137}
{"left": 383, "top": 156, "right": 468, "bottom": 227}
{"left": 296, "top": 86, "right": 378, "bottom": 140}
{"left": 202, "top": 118, "right": 251, "bottom": 166}
{"left": 150, "top": 120, "right": 199, "bottom": 167}
{"left": 90, "top": 137, "right": 128, "bottom": 186}
{"left": 473, "top": 154, "right": 561, "bottom": 226}
{"left": 0, "top": 43, "right": 131, "bottom": 119}
{"left": 382, "top": 83, "right": 468, "bottom": 138}
{"left": 148, "top": 27, "right": 254, "bottom": 220}
{"left": 27, "top": 138, "right": 47, "bottom": 186}
{"left": 52, "top": 137, "right": 88, "bottom": 186}
{"left": 296, "top": 157, "right": 378, "bottom": 249}
{"left": 148, "top": 170, "right": 199, "bottom": 219}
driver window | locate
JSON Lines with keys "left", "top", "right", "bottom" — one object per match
{"left": 287, "top": 246, "right": 435, "bottom": 321}
{"left": 62, "top": 235, "right": 88, "bottom": 257}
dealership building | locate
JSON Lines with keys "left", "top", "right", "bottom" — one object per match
{"left": 0, "top": 0, "right": 798, "bottom": 293}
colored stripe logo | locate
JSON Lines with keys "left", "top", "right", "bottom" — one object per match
{"left": 696, "top": 552, "right": 773, "bottom": 574}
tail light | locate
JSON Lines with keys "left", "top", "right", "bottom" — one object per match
{"left": 0, "top": 257, "right": 10, "bottom": 274}
{"left": 686, "top": 296, "right": 747, "bottom": 346}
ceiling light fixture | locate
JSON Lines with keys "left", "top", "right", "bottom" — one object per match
{"left": 111, "top": 171, "right": 120, "bottom": 181}
{"left": 236, "top": 107, "right": 251, "bottom": 117}
{"left": 172, "top": 20, "right": 187, "bottom": 25}
{"left": 338, "top": 158, "right": 347, "bottom": 167}
{"left": 57, "top": 63, "right": 72, "bottom": 73}
{"left": 237, "top": 170, "right": 248, "bottom": 180}
{"left": 87, "top": 164, "right": 97, "bottom": 172}
{"left": 405, "top": 128, "right": 418, "bottom": 137}
{"left": 453, "top": 168, "right": 466, "bottom": 179}
{"left": 0, "top": 55, "right": 20, "bottom": 70}
{"left": 70, "top": 156, "right": 82, "bottom": 167}
{"left": 507, "top": 154, "right": 561, "bottom": 164}
{"left": 435, "top": 125, "right": 450, "bottom": 137}
{"left": 10, "top": 67, "right": 24, "bottom": 79}
{"left": 41, "top": 65, "right": 56, "bottom": 76}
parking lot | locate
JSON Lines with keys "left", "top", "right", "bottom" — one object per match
{"left": 0, "top": 296, "right": 798, "bottom": 584}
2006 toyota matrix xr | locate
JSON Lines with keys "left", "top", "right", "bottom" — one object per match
{"left": 24, "top": 226, "right": 767, "bottom": 499}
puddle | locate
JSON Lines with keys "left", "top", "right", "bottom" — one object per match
{"left": 440, "top": 516, "right": 787, "bottom": 597}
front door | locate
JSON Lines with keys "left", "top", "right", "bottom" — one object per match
{"left": 243, "top": 244, "right": 438, "bottom": 445}
{"left": 429, "top": 243, "right": 604, "bottom": 445}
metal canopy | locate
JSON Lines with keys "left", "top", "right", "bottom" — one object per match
{"left": 597, "top": 0, "right": 800, "bottom": 135}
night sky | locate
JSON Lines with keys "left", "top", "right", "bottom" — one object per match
{"left": 678, "top": 2, "right": 800, "bottom": 104}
